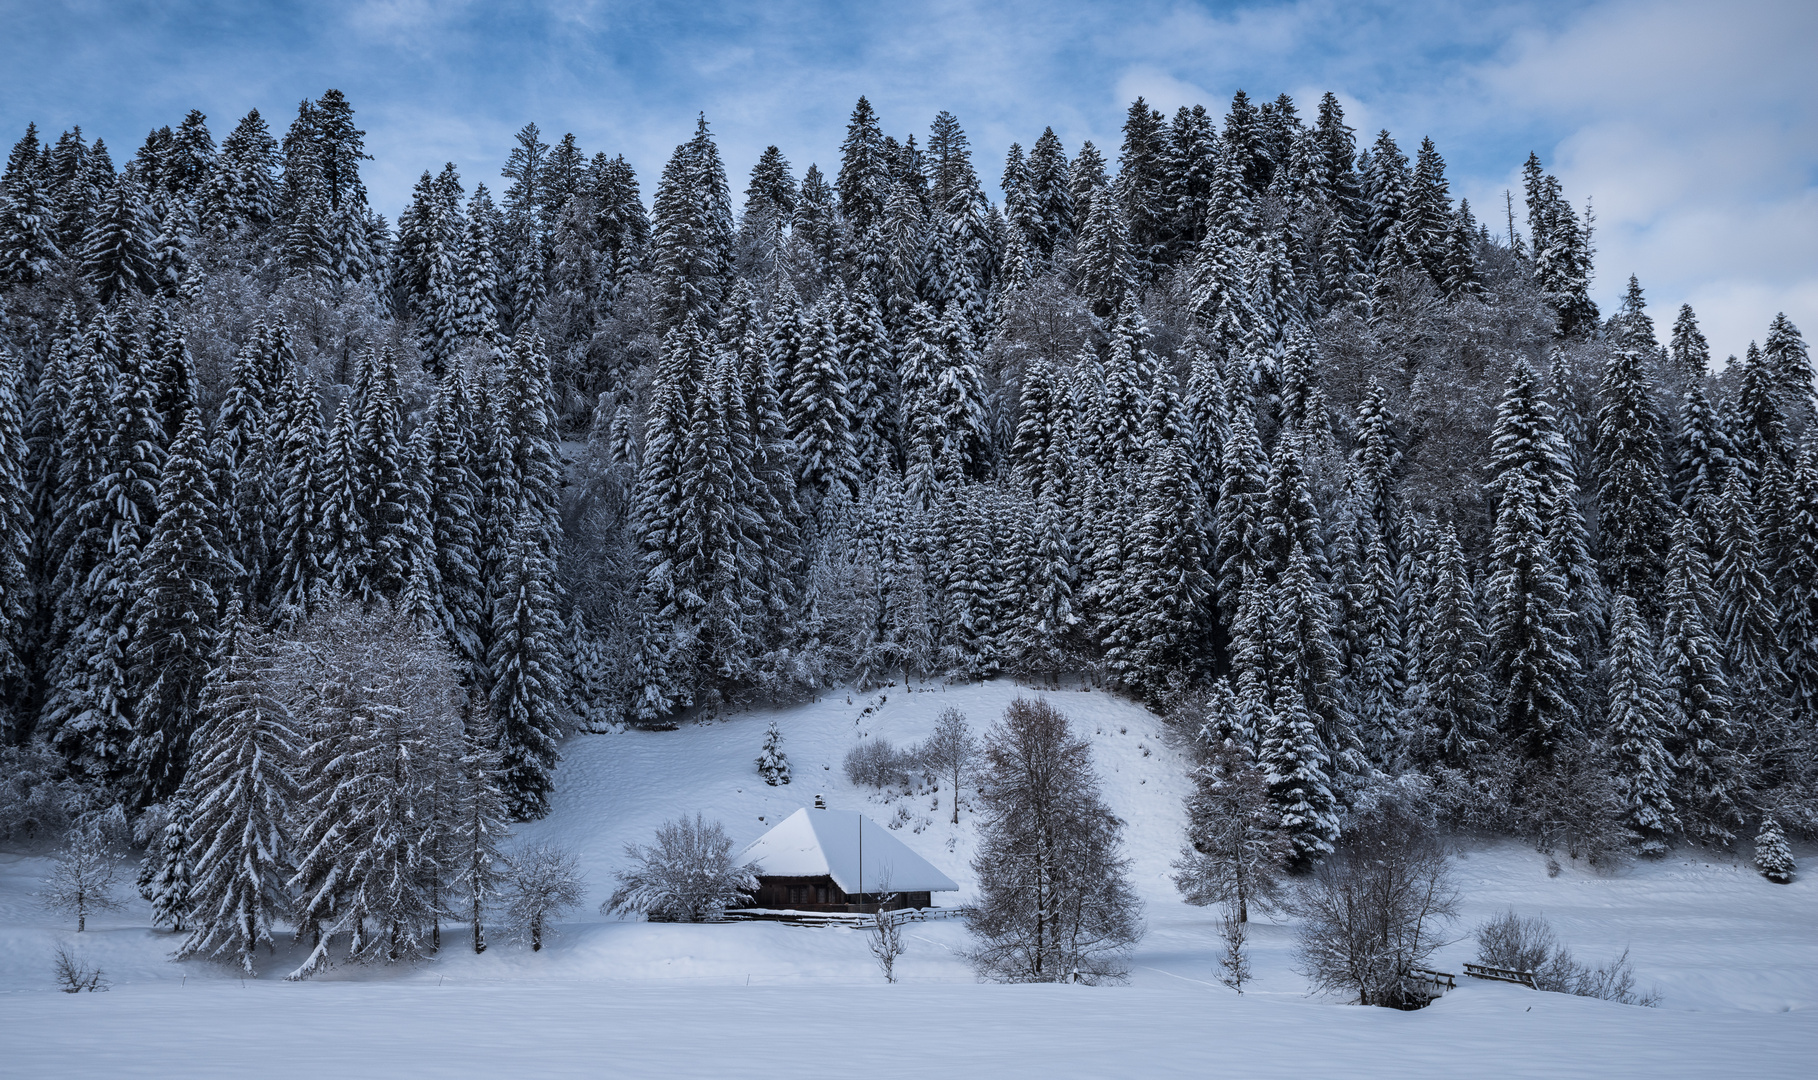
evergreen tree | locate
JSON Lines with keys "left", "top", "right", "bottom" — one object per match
{"left": 453, "top": 704, "right": 510, "bottom": 952}
{"left": 0, "top": 354, "right": 27, "bottom": 737}
{"left": 488, "top": 524, "right": 565, "bottom": 820}
{"left": 756, "top": 720, "right": 791, "bottom": 785}
{"left": 1487, "top": 469, "right": 1578, "bottom": 759}
{"left": 1257, "top": 619, "right": 1340, "bottom": 866}
{"left": 353, "top": 347, "right": 414, "bottom": 602}
{"left": 137, "top": 799, "right": 192, "bottom": 931}
{"left": 650, "top": 115, "right": 736, "bottom": 328}
{"left": 1074, "top": 181, "right": 1134, "bottom": 323}
{"left": 1754, "top": 816, "right": 1796, "bottom": 883}
{"left": 177, "top": 624, "right": 300, "bottom": 976}
{"left": 1105, "top": 442, "right": 1210, "bottom": 699}
{"left": 1596, "top": 342, "right": 1671, "bottom": 609}
{"left": 0, "top": 151, "right": 61, "bottom": 285}
{"left": 1605, "top": 594, "right": 1678, "bottom": 855}
{"left": 270, "top": 363, "right": 325, "bottom": 620}
{"left": 1660, "top": 515, "right": 1741, "bottom": 845}
{"left": 1116, "top": 97, "right": 1170, "bottom": 278}
{"left": 1668, "top": 304, "right": 1710, "bottom": 389}
{"left": 1763, "top": 314, "right": 1812, "bottom": 435}
{"left": 126, "top": 410, "right": 226, "bottom": 806}
{"left": 48, "top": 324, "right": 164, "bottom": 782}
{"left": 1420, "top": 524, "right": 1490, "bottom": 767}
{"left": 81, "top": 174, "right": 154, "bottom": 302}
{"left": 788, "top": 303, "right": 859, "bottom": 502}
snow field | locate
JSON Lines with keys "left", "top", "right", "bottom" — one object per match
{"left": 2, "top": 678, "right": 1814, "bottom": 1077}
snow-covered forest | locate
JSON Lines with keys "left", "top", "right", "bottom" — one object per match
{"left": 0, "top": 85, "right": 1812, "bottom": 952}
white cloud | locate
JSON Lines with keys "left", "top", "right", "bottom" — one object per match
{"left": 1465, "top": 0, "right": 1818, "bottom": 355}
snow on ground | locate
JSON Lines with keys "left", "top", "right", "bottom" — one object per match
{"left": 2, "top": 678, "right": 1814, "bottom": 1077}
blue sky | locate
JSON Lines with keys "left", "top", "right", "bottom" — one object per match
{"left": 3, "top": 0, "right": 1812, "bottom": 358}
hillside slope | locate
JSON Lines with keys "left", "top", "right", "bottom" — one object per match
{"left": 2, "top": 678, "right": 1814, "bottom": 1077}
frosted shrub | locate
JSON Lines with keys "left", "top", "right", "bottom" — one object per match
{"left": 605, "top": 814, "right": 758, "bottom": 923}
{"left": 52, "top": 945, "right": 108, "bottom": 993}
{"left": 40, "top": 827, "right": 122, "bottom": 932}
{"left": 1473, "top": 910, "right": 1659, "bottom": 1006}
{"left": 843, "top": 738, "right": 908, "bottom": 789}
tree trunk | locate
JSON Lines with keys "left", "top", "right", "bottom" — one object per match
{"left": 531, "top": 918, "right": 543, "bottom": 952}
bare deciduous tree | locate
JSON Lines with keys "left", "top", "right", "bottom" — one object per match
{"left": 1217, "top": 904, "right": 1251, "bottom": 994}
{"left": 41, "top": 827, "right": 122, "bottom": 932}
{"left": 868, "top": 874, "right": 907, "bottom": 983}
{"left": 967, "top": 698, "right": 1142, "bottom": 984}
{"left": 1291, "top": 808, "right": 1459, "bottom": 1008}
{"left": 52, "top": 945, "right": 108, "bottom": 993}
{"left": 506, "top": 843, "right": 586, "bottom": 951}
{"left": 918, "top": 707, "right": 978, "bottom": 824}
{"left": 605, "top": 814, "right": 757, "bottom": 923}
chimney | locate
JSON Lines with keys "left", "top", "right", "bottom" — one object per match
{"left": 814, "top": 794, "right": 826, "bottom": 809}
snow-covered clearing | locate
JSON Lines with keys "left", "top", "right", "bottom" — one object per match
{"left": 3, "top": 678, "right": 1813, "bottom": 1077}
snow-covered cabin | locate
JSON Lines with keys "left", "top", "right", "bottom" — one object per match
{"left": 738, "top": 803, "right": 959, "bottom": 912}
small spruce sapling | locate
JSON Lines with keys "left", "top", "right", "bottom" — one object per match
{"left": 41, "top": 827, "right": 122, "bottom": 932}
{"left": 505, "top": 843, "right": 586, "bottom": 951}
{"left": 1755, "top": 816, "right": 1796, "bottom": 884}
{"left": 756, "top": 720, "right": 791, "bottom": 786}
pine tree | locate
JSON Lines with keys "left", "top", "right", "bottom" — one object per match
{"left": 0, "top": 152, "right": 61, "bottom": 285}
{"left": 1116, "top": 97, "right": 1170, "bottom": 279}
{"left": 1214, "top": 406, "right": 1269, "bottom": 631}
{"left": 353, "top": 347, "right": 415, "bottom": 602}
{"left": 1009, "top": 499, "right": 1079, "bottom": 680}
{"left": 137, "top": 799, "right": 192, "bottom": 931}
{"left": 1487, "top": 469, "right": 1578, "bottom": 759}
{"left": 756, "top": 720, "right": 791, "bottom": 785}
{"left": 1353, "top": 531, "right": 1409, "bottom": 767}
{"left": 0, "top": 353, "right": 28, "bottom": 737}
{"left": 1420, "top": 524, "right": 1491, "bottom": 767}
{"left": 126, "top": 410, "right": 226, "bottom": 806}
{"left": 1763, "top": 314, "right": 1811, "bottom": 435}
{"left": 1074, "top": 181, "right": 1134, "bottom": 322}
{"left": 48, "top": 324, "right": 164, "bottom": 782}
{"left": 1258, "top": 651, "right": 1339, "bottom": 868}
{"left": 453, "top": 704, "right": 510, "bottom": 952}
{"left": 178, "top": 623, "right": 300, "bottom": 976}
{"left": 837, "top": 97, "right": 889, "bottom": 238}
{"left": 1711, "top": 471, "right": 1782, "bottom": 689}
{"left": 1753, "top": 816, "right": 1796, "bottom": 883}
{"left": 488, "top": 524, "right": 565, "bottom": 820}
{"left": 1605, "top": 593, "right": 1678, "bottom": 855}
{"left": 270, "top": 362, "right": 325, "bottom": 620}
{"left": 1660, "top": 515, "right": 1741, "bottom": 845}
{"left": 286, "top": 603, "right": 464, "bottom": 978}
{"left": 1596, "top": 341, "right": 1671, "bottom": 610}
{"left": 788, "top": 303, "right": 859, "bottom": 502}
{"left": 81, "top": 174, "right": 153, "bottom": 302}
{"left": 1105, "top": 442, "right": 1210, "bottom": 699}
{"left": 650, "top": 115, "right": 736, "bottom": 329}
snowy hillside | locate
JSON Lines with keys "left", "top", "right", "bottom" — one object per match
{"left": 3, "top": 678, "right": 1815, "bottom": 1077}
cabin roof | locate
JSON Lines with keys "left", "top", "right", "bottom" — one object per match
{"left": 737, "top": 806, "right": 959, "bottom": 894}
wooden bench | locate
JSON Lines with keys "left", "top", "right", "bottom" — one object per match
{"left": 1464, "top": 962, "right": 1538, "bottom": 989}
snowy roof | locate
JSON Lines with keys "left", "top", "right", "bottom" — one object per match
{"left": 738, "top": 807, "right": 959, "bottom": 895}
